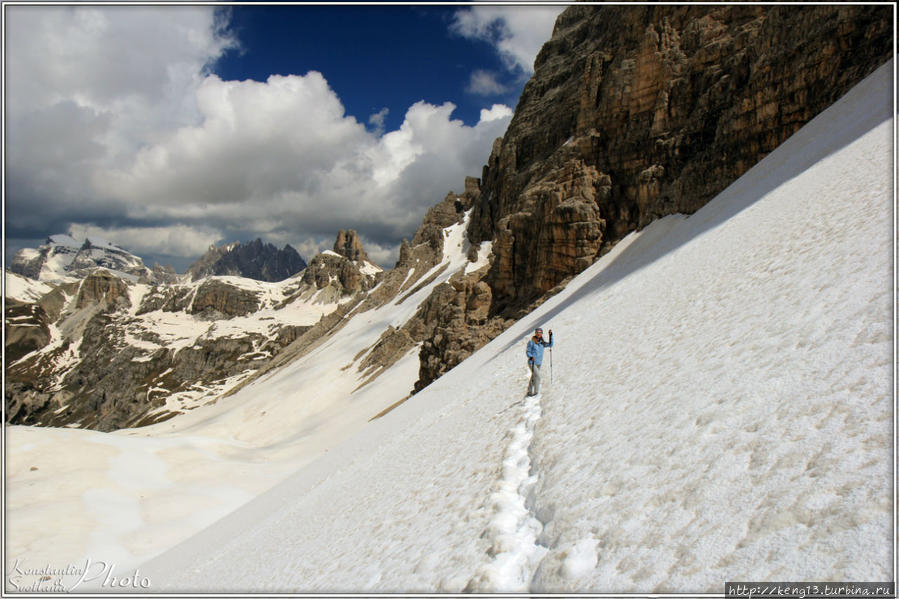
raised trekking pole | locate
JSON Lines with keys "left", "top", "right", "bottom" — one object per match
{"left": 551, "top": 329, "right": 554, "bottom": 383}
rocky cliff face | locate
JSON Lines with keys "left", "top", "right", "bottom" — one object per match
{"left": 412, "top": 3, "right": 892, "bottom": 390}
{"left": 333, "top": 230, "right": 370, "bottom": 263}
{"left": 185, "top": 238, "right": 307, "bottom": 282}
{"left": 4, "top": 301, "right": 52, "bottom": 363}
{"left": 300, "top": 231, "right": 383, "bottom": 299}
{"left": 467, "top": 4, "right": 892, "bottom": 310}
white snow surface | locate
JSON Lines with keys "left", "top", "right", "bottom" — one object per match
{"left": 3, "top": 272, "right": 53, "bottom": 303}
{"left": 5, "top": 206, "right": 479, "bottom": 589}
{"left": 359, "top": 260, "right": 383, "bottom": 276}
{"left": 120, "top": 276, "right": 344, "bottom": 357}
{"left": 5, "top": 61, "right": 894, "bottom": 594}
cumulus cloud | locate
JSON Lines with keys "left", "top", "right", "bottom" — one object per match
{"left": 479, "top": 104, "right": 515, "bottom": 123}
{"left": 5, "top": 6, "right": 513, "bottom": 270}
{"left": 6, "top": 6, "right": 236, "bottom": 156}
{"left": 94, "top": 74, "right": 510, "bottom": 261}
{"left": 451, "top": 5, "right": 564, "bottom": 75}
{"left": 5, "top": 5, "right": 236, "bottom": 252}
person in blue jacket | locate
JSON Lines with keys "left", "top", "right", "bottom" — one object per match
{"left": 526, "top": 327, "right": 553, "bottom": 397}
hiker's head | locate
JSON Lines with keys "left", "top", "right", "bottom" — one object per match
{"left": 534, "top": 327, "right": 543, "bottom": 338}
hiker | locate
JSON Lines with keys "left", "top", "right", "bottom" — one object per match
{"left": 526, "top": 327, "right": 553, "bottom": 397}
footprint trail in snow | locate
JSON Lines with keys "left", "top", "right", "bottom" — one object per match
{"left": 466, "top": 391, "right": 547, "bottom": 592}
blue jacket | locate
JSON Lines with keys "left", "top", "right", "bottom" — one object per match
{"left": 526, "top": 333, "right": 553, "bottom": 366}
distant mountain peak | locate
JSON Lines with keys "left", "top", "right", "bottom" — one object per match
{"left": 9, "top": 234, "right": 150, "bottom": 283}
{"left": 185, "top": 239, "right": 307, "bottom": 282}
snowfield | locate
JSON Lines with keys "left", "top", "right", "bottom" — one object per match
{"left": 4, "top": 272, "right": 54, "bottom": 303}
{"left": 5, "top": 203, "right": 485, "bottom": 588}
{"left": 5, "top": 60, "right": 895, "bottom": 594}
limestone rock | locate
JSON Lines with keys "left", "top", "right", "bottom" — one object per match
{"left": 333, "top": 230, "right": 370, "bottom": 263}
{"left": 189, "top": 279, "right": 262, "bottom": 318}
{"left": 414, "top": 271, "right": 509, "bottom": 392}
{"left": 413, "top": 4, "right": 891, "bottom": 391}
{"left": 10, "top": 235, "right": 153, "bottom": 283}
{"left": 146, "top": 263, "right": 179, "bottom": 285}
{"left": 301, "top": 252, "right": 378, "bottom": 297}
{"left": 4, "top": 300, "right": 52, "bottom": 363}
{"left": 76, "top": 270, "right": 132, "bottom": 311}
{"left": 136, "top": 285, "right": 194, "bottom": 315}
{"left": 469, "top": 4, "right": 892, "bottom": 310}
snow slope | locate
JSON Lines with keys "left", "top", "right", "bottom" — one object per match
{"left": 4, "top": 208, "right": 479, "bottom": 587}
{"left": 3, "top": 272, "right": 53, "bottom": 303}
{"left": 130, "top": 61, "right": 893, "bottom": 592}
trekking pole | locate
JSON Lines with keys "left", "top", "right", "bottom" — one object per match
{"left": 550, "top": 347, "right": 553, "bottom": 383}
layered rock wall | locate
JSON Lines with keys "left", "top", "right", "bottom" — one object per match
{"left": 333, "top": 230, "right": 371, "bottom": 263}
{"left": 412, "top": 4, "right": 892, "bottom": 390}
{"left": 469, "top": 4, "right": 892, "bottom": 310}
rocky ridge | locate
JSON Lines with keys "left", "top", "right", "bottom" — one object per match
{"left": 413, "top": 3, "right": 893, "bottom": 390}
{"left": 5, "top": 232, "right": 380, "bottom": 431}
{"left": 185, "top": 238, "right": 307, "bottom": 282}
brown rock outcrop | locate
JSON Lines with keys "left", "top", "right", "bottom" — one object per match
{"left": 301, "top": 253, "right": 378, "bottom": 296}
{"left": 76, "top": 270, "right": 131, "bottom": 311}
{"left": 333, "top": 230, "right": 370, "bottom": 263}
{"left": 468, "top": 4, "right": 892, "bottom": 311}
{"left": 4, "top": 300, "right": 52, "bottom": 363}
{"left": 189, "top": 279, "right": 262, "bottom": 318}
{"left": 414, "top": 271, "right": 508, "bottom": 392}
{"left": 299, "top": 230, "right": 383, "bottom": 297}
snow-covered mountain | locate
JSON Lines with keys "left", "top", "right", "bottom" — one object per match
{"left": 5, "top": 234, "right": 388, "bottom": 431}
{"left": 5, "top": 58, "right": 893, "bottom": 594}
{"left": 8, "top": 234, "right": 153, "bottom": 284}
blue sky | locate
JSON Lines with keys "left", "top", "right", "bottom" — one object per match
{"left": 4, "top": 4, "right": 564, "bottom": 269}
{"left": 214, "top": 6, "right": 523, "bottom": 130}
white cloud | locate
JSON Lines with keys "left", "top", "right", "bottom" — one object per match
{"left": 106, "top": 86, "right": 512, "bottom": 265}
{"left": 466, "top": 69, "right": 511, "bottom": 96}
{"left": 451, "top": 5, "right": 564, "bottom": 75}
{"left": 6, "top": 6, "right": 515, "bottom": 270}
{"left": 6, "top": 5, "right": 236, "bottom": 241}
{"left": 480, "top": 104, "right": 515, "bottom": 123}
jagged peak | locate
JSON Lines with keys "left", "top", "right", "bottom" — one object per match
{"left": 185, "top": 238, "right": 306, "bottom": 282}
{"left": 333, "top": 229, "right": 370, "bottom": 263}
